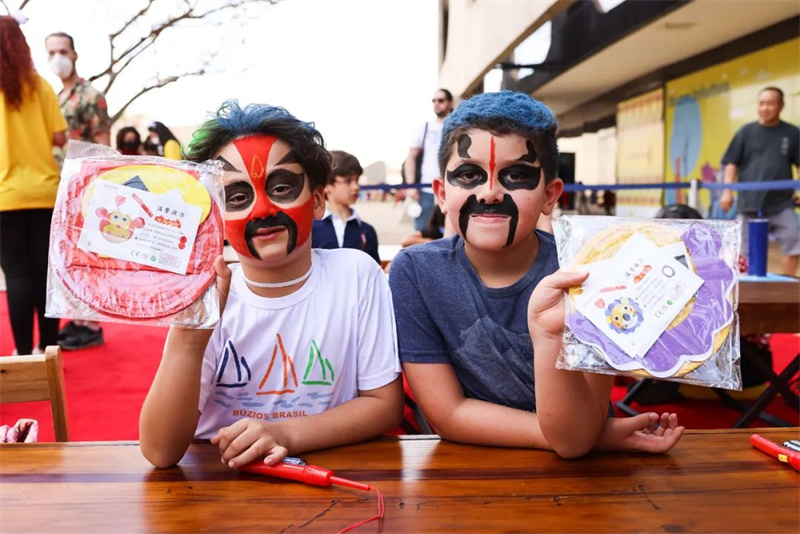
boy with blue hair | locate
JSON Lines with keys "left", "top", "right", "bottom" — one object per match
{"left": 140, "top": 101, "right": 402, "bottom": 468}
{"left": 389, "top": 91, "right": 683, "bottom": 457}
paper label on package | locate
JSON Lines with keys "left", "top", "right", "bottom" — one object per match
{"left": 77, "top": 181, "right": 202, "bottom": 275}
{"left": 573, "top": 233, "right": 704, "bottom": 359}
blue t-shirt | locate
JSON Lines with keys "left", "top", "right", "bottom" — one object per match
{"left": 388, "top": 231, "right": 559, "bottom": 411}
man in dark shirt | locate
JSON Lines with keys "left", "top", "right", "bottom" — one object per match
{"left": 721, "top": 86, "right": 800, "bottom": 276}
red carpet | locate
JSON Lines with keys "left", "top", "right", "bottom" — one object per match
{"left": 0, "top": 293, "right": 797, "bottom": 442}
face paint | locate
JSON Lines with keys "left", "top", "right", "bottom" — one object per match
{"left": 244, "top": 211, "right": 298, "bottom": 258}
{"left": 489, "top": 136, "right": 496, "bottom": 190}
{"left": 223, "top": 135, "right": 314, "bottom": 259}
{"left": 458, "top": 194, "right": 519, "bottom": 247}
{"left": 497, "top": 140, "right": 541, "bottom": 191}
{"left": 457, "top": 134, "right": 471, "bottom": 158}
{"left": 446, "top": 163, "right": 488, "bottom": 189}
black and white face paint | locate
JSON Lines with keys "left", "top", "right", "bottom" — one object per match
{"left": 458, "top": 194, "right": 520, "bottom": 247}
{"left": 445, "top": 132, "right": 544, "bottom": 248}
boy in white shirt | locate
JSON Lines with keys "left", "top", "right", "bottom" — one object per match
{"left": 140, "top": 101, "right": 402, "bottom": 468}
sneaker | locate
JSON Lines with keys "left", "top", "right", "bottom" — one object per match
{"left": 57, "top": 321, "right": 81, "bottom": 342}
{"left": 60, "top": 325, "right": 104, "bottom": 351}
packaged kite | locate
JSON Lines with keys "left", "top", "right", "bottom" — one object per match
{"left": 46, "top": 141, "right": 225, "bottom": 328}
{"left": 552, "top": 215, "right": 742, "bottom": 390}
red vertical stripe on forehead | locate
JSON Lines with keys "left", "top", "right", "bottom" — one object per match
{"left": 232, "top": 135, "right": 279, "bottom": 190}
{"left": 489, "top": 136, "right": 496, "bottom": 190}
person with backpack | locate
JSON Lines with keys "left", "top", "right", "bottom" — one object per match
{"left": 402, "top": 89, "right": 454, "bottom": 231}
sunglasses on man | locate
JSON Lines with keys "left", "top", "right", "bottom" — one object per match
{"left": 432, "top": 98, "right": 449, "bottom": 104}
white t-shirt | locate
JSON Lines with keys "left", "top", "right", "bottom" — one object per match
{"left": 410, "top": 120, "right": 444, "bottom": 188}
{"left": 195, "top": 248, "right": 401, "bottom": 439}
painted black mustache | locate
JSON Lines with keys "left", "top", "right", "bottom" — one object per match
{"left": 245, "top": 212, "right": 298, "bottom": 258}
{"left": 459, "top": 194, "right": 519, "bottom": 248}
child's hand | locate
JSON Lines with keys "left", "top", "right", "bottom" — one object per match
{"left": 213, "top": 255, "right": 232, "bottom": 314}
{"left": 210, "top": 418, "right": 290, "bottom": 469}
{"left": 527, "top": 271, "right": 589, "bottom": 340}
{"left": 598, "top": 412, "right": 685, "bottom": 453}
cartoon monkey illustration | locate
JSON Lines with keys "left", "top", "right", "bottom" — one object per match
{"left": 96, "top": 206, "right": 145, "bottom": 243}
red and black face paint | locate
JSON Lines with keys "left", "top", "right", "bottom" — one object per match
{"left": 220, "top": 135, "right": 315, "bottom": 259}
{"left": 458, "top": 194, "right": 520, "bottom": 247}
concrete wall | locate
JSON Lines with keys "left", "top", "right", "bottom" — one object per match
{"left": 558, "top": 127, "right": 617, "bottom": 186}
{"left": 438, "top": 0, "right": 572, "bottom": 98}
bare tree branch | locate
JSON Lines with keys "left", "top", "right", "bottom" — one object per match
{"left": 1, "top": 0, "right": 11, "bottom": 15}
{"left": 17, "top": 0, "right": 30, "bottom": 10}
{"left": 110, "top": 67, "right": 211, "bottom": 124}
{"left": 73, "top": 0, "right": 279, "bottom": 126}
{"left": 110, "top": 0, "right": 156, "bottom": 40}
{"left": 92, "top": 0, "right": 276, "bottom": 89}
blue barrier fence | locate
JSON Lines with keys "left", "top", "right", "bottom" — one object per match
{"left": 359, "top": 179, "right": 800, "bottom": 193}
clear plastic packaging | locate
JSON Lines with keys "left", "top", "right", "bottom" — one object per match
{"left": 46, "top": 141, "right": 225, "bottom": 328}
{"left": 553, "top": 215, "right": 742, "bottom": 390}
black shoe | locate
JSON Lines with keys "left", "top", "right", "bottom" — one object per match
{"left": 60, "top": 326, "right": 104, "bottom": 351}
{"left": 57, "top": 321, "right": 81, "bottom": 342}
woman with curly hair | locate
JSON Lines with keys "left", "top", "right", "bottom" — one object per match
{"left": 0, "top": 15, "right": 67, "bottom": 355}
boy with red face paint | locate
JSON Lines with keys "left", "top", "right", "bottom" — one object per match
{"left": 389, "top": 92, "right": 684, "bottom": 458}
{"left": 140, "top": 102, "right": 403, "bottom": 469}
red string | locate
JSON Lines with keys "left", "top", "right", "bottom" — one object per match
{"left": 336, "top": 485, "right": 384, "bottom": 534}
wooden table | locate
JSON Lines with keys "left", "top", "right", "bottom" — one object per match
{"left": 739, "top": 278, "right": 799, "bottom": 335}
{"left": 1, "top": 429, "right": 798, "bottom": 533}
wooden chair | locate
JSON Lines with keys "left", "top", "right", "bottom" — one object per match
{"left": 0, "top": 345, "right": 70, "bottom": 441}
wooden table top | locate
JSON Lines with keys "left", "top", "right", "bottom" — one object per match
{"left": 1, "top": 429, "right": 798, "bottom": 533}
{"left": 738, "top": 278, "right": 799, "bottom": 335}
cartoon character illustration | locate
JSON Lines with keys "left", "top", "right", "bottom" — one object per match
{"left": 96, "top": 197, "right": 145, "bottom": 243}
{"left": 605, "top": 297, "right": 644, "bottom": 334}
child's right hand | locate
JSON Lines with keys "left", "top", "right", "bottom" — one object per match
{"left": 527, "top": 271, "right": 589, "bottom": 340}
{"left": 211, "top": 418, "right": 290, "bottom": 469}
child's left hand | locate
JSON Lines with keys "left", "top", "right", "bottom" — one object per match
{"left": 211, "top": 418, "right": 290, "bottom": 469}
{"left": 527, "top": 271, "right": 589, "bottom": 340}
{"left": 597, "top": 412, "right": 685, "bottom": 453}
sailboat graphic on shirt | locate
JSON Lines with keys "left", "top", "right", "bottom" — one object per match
{"left": 257, "top": 333, "right": 299, "bottom": 395}
{"left": 302, "top": 339, "right": 334, "bottom": 386}
{"left": 215, "top": 340, "right": 251, "bottom": 388}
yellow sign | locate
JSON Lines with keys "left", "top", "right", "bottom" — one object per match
{"left": 664, "top": 38, "right": 800, "bottom": 215}
{"left": 616, "top": 89, "right": 664, "bottom": 215}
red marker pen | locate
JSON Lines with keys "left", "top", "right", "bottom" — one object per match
{"left": 239, "top": 457, "right": 383, "bottom": 533}
{"left": 132, "top": 193, "right": 153, "bottom": 218}
{"left": 239, "top": 457, "right": 371, "bottom": 491}
{"left": 750, "top": 434, "right": 800, "bottom": 471}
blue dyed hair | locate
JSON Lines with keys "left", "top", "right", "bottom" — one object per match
{"left": 185, "top": 100, "right": 331, "bottom": 189}
{"left": 438, "top": 91, "right": 559, "bottom": 182}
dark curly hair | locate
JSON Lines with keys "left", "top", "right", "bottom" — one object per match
{"left": 0, "top": 16, "right": 37, "bottom": 110}
{"left": 185, "top": 100, "right": 331, "bottom": 190}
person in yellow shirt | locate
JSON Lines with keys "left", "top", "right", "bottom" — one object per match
{"left": 145, "top": 121, "right": 182, "bottom": 160}
{"left": 0, "top": 16, "right": 67, "bottom": 355}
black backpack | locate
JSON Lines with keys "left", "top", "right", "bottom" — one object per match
{"left": 401, "top": 123, "right": 428, "bottom": 184}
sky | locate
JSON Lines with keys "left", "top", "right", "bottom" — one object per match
{"left": 16, "top": 0, "right": 440, "bottom": 172}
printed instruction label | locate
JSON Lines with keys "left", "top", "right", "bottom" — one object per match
{"left": 78, "top": 180, "right": 203, "bottom": 275}
{"left": 573, "top": 233, "right": 704, "bottom": 359}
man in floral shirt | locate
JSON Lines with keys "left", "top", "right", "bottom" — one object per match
{"left": 46, "top": 31, "right": 111, "bottom": 350}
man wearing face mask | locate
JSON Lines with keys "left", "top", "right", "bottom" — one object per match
{"left": 45, "top": 31, "right": 111, "bottom": 350}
